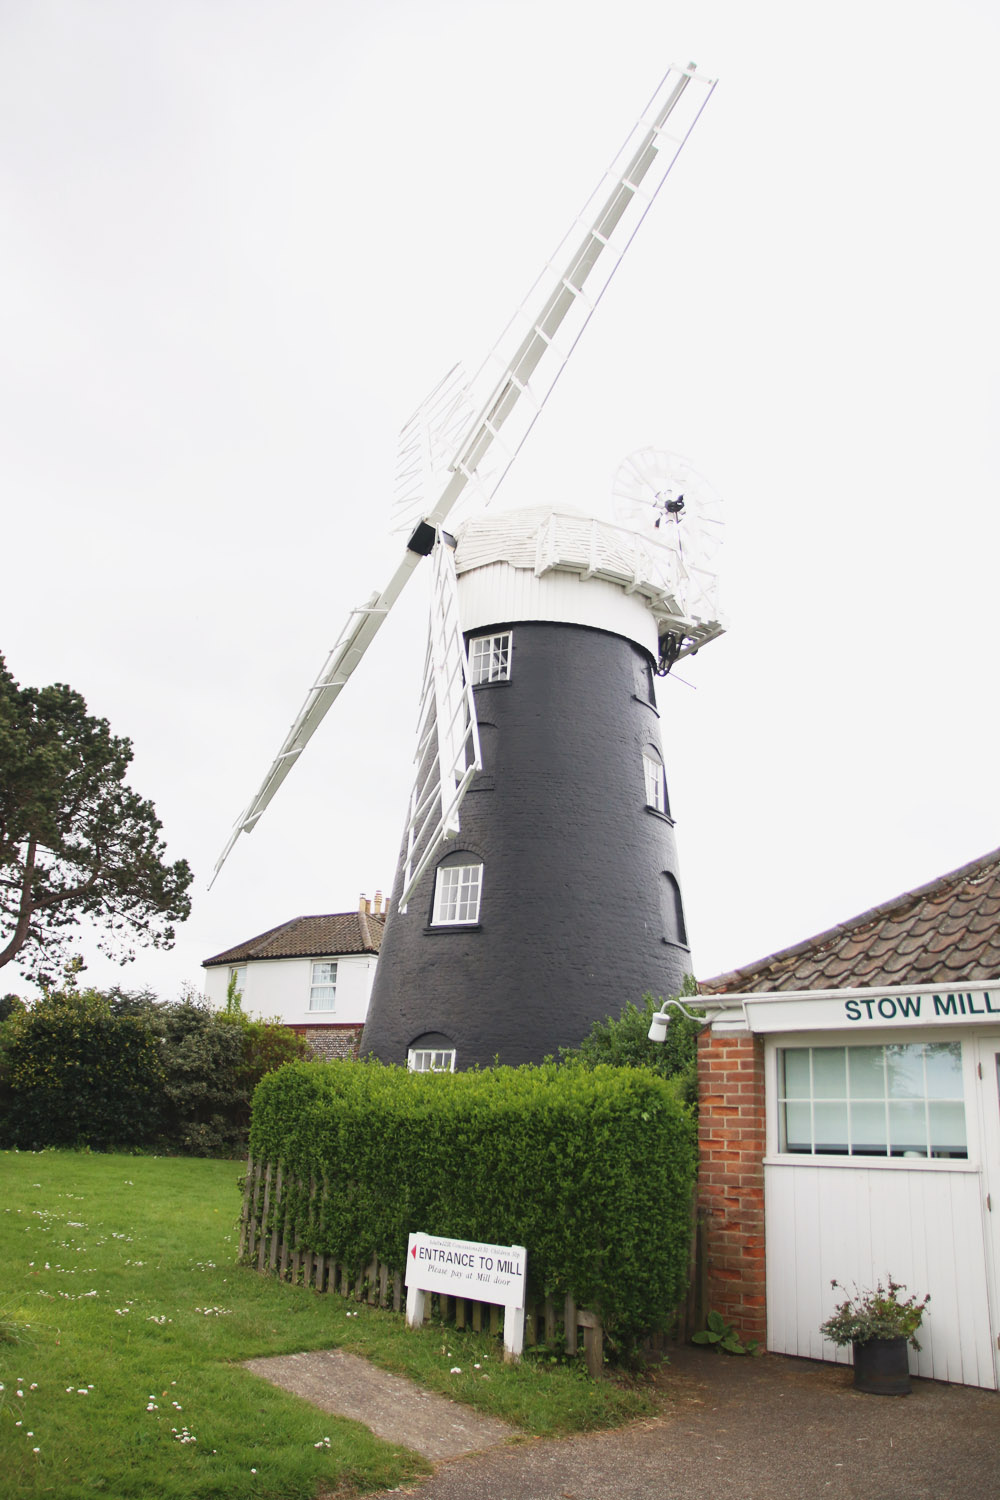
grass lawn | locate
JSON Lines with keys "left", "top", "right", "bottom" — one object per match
{"left": 0, "top": 1151, "right": 658, "bottom": 1499}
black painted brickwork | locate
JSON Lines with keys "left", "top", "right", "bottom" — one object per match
{"left": 361, "top": 620, "right": 692, "bottom": 1068}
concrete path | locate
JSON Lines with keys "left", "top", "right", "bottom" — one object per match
{"left": 248, "top": 1343, "right": 1000, "bottom": 1500}
{"left": 243, "top": 1348, "right": 516, "bottom": 1461}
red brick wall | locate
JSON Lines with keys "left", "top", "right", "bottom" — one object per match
{"left": 697, "top": 1027, "right": 767, "bottom": 1345}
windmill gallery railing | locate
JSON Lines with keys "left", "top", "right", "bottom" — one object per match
{"left": 238, "top": 1156, "right": 703, "bottom": 1375}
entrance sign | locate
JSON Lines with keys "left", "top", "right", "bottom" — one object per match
{"left": 735, "top": 982, "right": 1000, "bottom": 1035}
{"left": 405, "top": 1232, "right": 527, "bottom": 1360}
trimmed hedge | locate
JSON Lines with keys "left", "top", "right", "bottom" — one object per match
{"left": 249, "top": 1058, "right": 697, "bottom": 1349}
{"left": 0, "top": 990, "right": 165, "bottom": 1149}
{"left": 0, "top": 989, "right": 309, "bottom": 1154}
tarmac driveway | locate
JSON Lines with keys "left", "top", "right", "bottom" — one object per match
{"left": 356, "top": 1344, "right": 1000, "bottom": 1500}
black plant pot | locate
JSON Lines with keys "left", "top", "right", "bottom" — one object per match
{"left": 852, "top": 1336, "right": 911, "bottom": 1395}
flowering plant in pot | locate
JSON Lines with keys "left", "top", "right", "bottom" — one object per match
{"left": 820, "top": 1277, "right": 930, "bottom": 1395}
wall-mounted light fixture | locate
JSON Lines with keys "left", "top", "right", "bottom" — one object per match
{"left": 648, "top": 996, "right": 715, "bottom": 1043}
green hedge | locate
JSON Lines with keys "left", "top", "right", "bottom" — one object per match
{"left": 249, "top": 1058, "right": 696, "bottom": 1348}
{"left": 0, "top": 989, "right": 309, "bottom": 1154}
{"left": 0, "top": 990, "right": 165, "bottom": 1149}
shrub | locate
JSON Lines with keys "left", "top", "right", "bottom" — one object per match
{"left": 0, "top": 988, "right": 308, "bottom": 1155}
{"left": 249, "top": 1058, "right": 697, "bottom": 1352}
{"left": 0, "top": 988, "right": 165, "bottom": 1149}
{"left": 558, "top": 981, "right": 703, "bottom": 1106}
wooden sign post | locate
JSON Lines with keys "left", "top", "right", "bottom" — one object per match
{"left": 404, "top": 1232, "right": 527, "bottom": 1361}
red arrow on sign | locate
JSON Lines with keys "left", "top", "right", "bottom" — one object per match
{"left": 410, "top": 1244, "right": 416, "bottom": 1258}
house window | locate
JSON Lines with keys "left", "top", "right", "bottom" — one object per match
{"left": 643, "top": 752, "right": 669, "bottom": 815}
{"left": 469, "top": 632, "right": 511, "bottom": 685}
{"left": 432, "top": 861, "right": 483, "bottom": 924}
{"left": 408, "top": 1048, "right": 457, "bottom": 1073}
{"left": 777, "top": 1041, "right": 967, "bottom": 1159}
{"left": 309, "top": 961, "right": 338, "bottom": 1011}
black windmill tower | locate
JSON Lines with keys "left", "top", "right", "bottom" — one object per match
{"left": 214, "top": 65, "right": 725, "bottom": 1069}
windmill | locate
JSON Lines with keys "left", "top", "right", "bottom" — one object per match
{"left": 214, "top": 64, "right": 724, "bottom": 1069}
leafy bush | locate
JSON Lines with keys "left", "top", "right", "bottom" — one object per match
{"left": 249, "top": 1058, "right": 697, "bottom": 1352}
{"left": 0, "top": 988, "right": 165, "bottom": 1149}
{"left": 0, "top": 987, "right": 308, "bottom": 1155}
{"left": 558, "top": 981, "right": 703, "bottom": 1106}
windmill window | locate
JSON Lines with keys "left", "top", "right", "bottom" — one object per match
{"left": 432, "top": 861, "right": 483, "bottom": 924}
{"left": 309, "top": 961, "right": 338, "bottom": 1011}
{"left": 408, "top": 1048, "right": 457, "bottom": 1073}
{"left": 643, "top": 752, "right": 669, "bottom": 815}
{"left": 661, "top": 871, "right": 688, "bottom": 947}
{"left": 470, "top": 632, "right": 511, "bottom": 685}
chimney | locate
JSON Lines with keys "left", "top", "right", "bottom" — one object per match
{"left": 359, "top": 893, "right": 370, "bottom": 915}
{"left": 373, "top": 889, "right": 383, "bottom": 916}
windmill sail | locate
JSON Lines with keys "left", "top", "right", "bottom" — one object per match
{"left": 212, "top": 62, "right": 716, "bottom": 884}
{"left": 398, "top": 535, "right": 482, "bottom": 913}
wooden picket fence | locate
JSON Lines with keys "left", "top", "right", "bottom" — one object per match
{"left": 239, "top": 1155, "right": 700, "bottom": 1377}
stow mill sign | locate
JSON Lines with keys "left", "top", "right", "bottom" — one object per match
{"left": 737, "top": 983, "right": 1000, "bottom": 1034}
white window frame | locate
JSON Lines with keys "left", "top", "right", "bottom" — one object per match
{"left": 408, "top": 1048, "right": 457, "bottom": 1073}
{"left": 309, "top": 960, "right": 338, "bottom": 1012}
{"left": 774, "top": 1039, "right": 968, "bottom": 1161}
{"left": 643, "top": 752, "right": 667, "bottom": 813}
{"left": 469, "top": 632, "right": 511, "bottom": 685}
{"left": 432, "top": 862, "right": 483, "bottom": 925}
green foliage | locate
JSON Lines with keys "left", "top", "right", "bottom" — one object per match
{"left": 0, "top": 991, "right": 25, "bottom": 1022}
{"left": 0, "top": 653, "right": 193, "bottom": 984}
{"left": 691, "top": 1308, "right": 759, "bottom": 1355}
{"left": 820, "top": 1277, "right": 930, "bottom": 1351}
{"left": 558, "top": 979, "right": 703, "bottom": 1107}
{"left": 249, "top": 1058, "right": 697, "bottom": 1352}
{"left": 0, "top": 988, "right": 308, "bottom": 1155}
{"left": 0, "top": 988, "right": 165, "bottom": 1149}
{"left": 224, "top": 968, "right": 243, "bottom": 1014}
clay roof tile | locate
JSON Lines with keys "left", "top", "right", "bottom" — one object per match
{"left": 203, "top": 911, "right": 385, "bottom": 967}
{"left": 701, "top": 847, "right": 1000, "bottom": 996}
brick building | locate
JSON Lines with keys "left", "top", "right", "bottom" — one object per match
{"left": 695, "top": 846, "right": 1000, "bottom": 1388}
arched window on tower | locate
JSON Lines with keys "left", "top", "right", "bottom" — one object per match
{"left": 407, "top": 1032, "right": 457, "bottom": 1072}
{"left": 643, "top": 749, "right": 670, "bottom": 817}
{"left": 431, "top": 852, "right": 483, "bottom": 925}
{"left": 660, "top": 871, "right": 688, "bottom": 947}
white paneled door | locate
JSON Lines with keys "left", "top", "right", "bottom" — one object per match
{"left": 975, "top": 1037, "right": 1000, "bottom": 1388}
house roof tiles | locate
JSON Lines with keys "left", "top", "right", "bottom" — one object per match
{"left": 700, "top": 847, "right": 1000, "bottom": 996}
{"left": 203, "top": 912, "right": 384, "bottom": 968}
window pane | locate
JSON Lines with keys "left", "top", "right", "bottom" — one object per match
{"left": 782, "top": 1101, "right": 812, "bottom": 1151}
{"left": 924, "top": 1042, "right": 964, "bottom": 1098}
{"left": 885, "top": 1044, "right": 925, "bottom": 1099}
{"left": 929, "top": 1102, "right": 967, "bottom": 1155}
{"left": 811, "top": 1048, "right": 847, "bottom": 1096}
{"left": 813, "top": 1100, "right": 849, "bottom": 1152}
{"left": 889, "top": 1099, "right": 927, "bottom": 1154}
{"left": 850, "top": 1100, "right": 888, "bottom": 1153}
{"left": 848, "top": 1047, "right": 886, "bottom": 1097}
{"left": 781, "top": 1050, "right": 812, "bottom": 1100}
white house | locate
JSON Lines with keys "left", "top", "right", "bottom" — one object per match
{"left": 202, "top": 894, "right": 386, "bottom": 1059}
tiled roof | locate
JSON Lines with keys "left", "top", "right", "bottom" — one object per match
{"left": 203, "top": 912, "right": 384, "bottom": 967}
{"left": 700, "top": 847, "right": 1000, "bottom": 996}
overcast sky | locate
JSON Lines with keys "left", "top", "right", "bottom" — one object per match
{"left": 2, "top": 0, "right": 998, "bottom": 1002}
